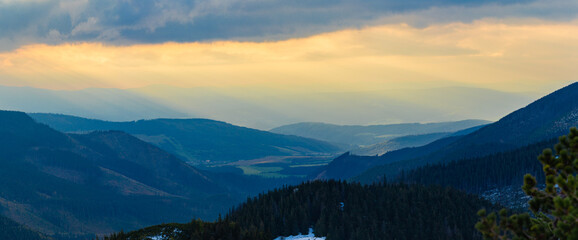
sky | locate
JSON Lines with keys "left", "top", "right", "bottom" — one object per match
{"left": 0, "top": 0, "right": 577, "bottom": 128}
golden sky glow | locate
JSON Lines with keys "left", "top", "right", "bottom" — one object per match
{"left": 0, "top": 19, "right": 577, "bottom": 94}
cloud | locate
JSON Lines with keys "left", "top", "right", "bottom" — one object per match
{"left": 2, "top": 0, "right": 574, "bottom": 51}
{"left": 0, "top": 20, "right": 576, "bottom": 94}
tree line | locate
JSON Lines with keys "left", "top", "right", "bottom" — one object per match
{"left": 102, "top": 180, "right": 497, "bottom": 240}
{"left": 398, "top": 138, "right": 556, "bottom": 194}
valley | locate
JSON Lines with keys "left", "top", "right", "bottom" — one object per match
{"left": 0, "top": 82, "right": 577, "bottom": 239}
{"left": 0, "top": 82, "right": 576, "bottom": 239}
{"left": 0, "top": 1, "right": 576, "bottom": 238}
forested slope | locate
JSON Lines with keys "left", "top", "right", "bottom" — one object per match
{"left": 105, "top": 180, "right": 497, "bottom": 240}
{"left": 354, "top": 82, "right": 578, "bottom": 183}
{"left": 0, "top": 215, "right": 49, "bottom": 240}
{"left": 0, "top": 110, "right": 238, "bottom": 238}
{"left": 397, "top": 139, "right": 556, "bottom": 194}
{"left": 31, "top": 113, "right": 341, "bottom": 165}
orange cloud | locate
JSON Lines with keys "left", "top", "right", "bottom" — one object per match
{"left": 0, "top": 19, "right": 577, "bottom": 93}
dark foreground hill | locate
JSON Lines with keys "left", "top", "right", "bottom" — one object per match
{"left": 380, "top": 139, "right": 556, "bottom": 209}
{"left": 395, "top": 138, "right": 555, "bottom": 195}
{"left": 318, "top": 82, "right": 578, "bottom": 182}
{"left": 0, "top": 215, "right": 49, "bottom": 240}
{"left": 0, "top": 111, "right": 239, "bottom": 239}
{"left": 105, "top": 180, "right": 497, "bottom": 240}
{"left": 30, "top": 114, "right": 341, "bottom": 165}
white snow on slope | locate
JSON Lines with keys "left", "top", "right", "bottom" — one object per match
{"left": 274, "top": 228, "right": 326, "bottom": 240}
{"left": 146, "top": 228, "right": 181, "bottom": 240}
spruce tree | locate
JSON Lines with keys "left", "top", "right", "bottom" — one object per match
{"left": 476, "top": 127, "right": 578, "bottom": 239}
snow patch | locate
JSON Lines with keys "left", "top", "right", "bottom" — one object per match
{"left": 146, "top": 228, "right": 181, "bottom": 240}
{"left": 149, "top": 235, "right": 163, "bottom": 240}
{"left": 481, "top": 185, "right": 532, "bottom": 209}
{"left": 274, "top": 228, "right": 326, "bottom": 240}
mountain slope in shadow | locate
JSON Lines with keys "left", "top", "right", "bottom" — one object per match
{"left": 0, "top": 111, "right": 238, "bottom": 238}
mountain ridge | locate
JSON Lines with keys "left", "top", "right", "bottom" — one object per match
{"left": 352, "top": 82, "right": 578, "bottom": 182}
{"left": 0, "top": 84, "right": 535, "bottom": 129}
{"left": 30, "top": 113, "right": 342, "bottom": 165}
{"left": 270, "top": 119, "right": 490, "bottom": 147}
{"left": 0, "top": 110, "right": 242, "bottom": 238}
{"left": 349, "top": 124, "right": 486, "bottom": 156}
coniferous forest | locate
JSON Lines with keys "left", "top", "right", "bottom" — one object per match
{"left": 104, "top": 180, "right": 497, "bottom": 240}
{"left": 398, "top": 138, "right": 556, "bottom": 194}
{"left": 0, "top": 215, "right": 49, "bottom": 240}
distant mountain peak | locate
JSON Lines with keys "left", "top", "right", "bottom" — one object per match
{"left": 349, "top": 82, "right": 578, "bottom": 183}
{"left": 460, "top": 81, "right": 578, "bottom": 146}
{"left": 313, "top": 82, "right": 578, "bottom": 182}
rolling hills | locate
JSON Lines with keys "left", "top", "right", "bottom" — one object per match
{"left": 0, "top": 111, "right": 242, "bottom": 238}
{"left": 30, "top": 113, "right": 341, "bottom": 166}
{"left": 3, "top": 82, "right": 575, "bottom": 239}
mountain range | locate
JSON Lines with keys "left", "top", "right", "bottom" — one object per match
{"left": 1, "top": 82, "right": 577, "bottom": 239}
{"left": 29, "top": 113, "right": 341, "bottom": 166}
{"left": 0, "top": 111, "right": 245, "bottom": 238}
{"left": 315, "top": 82, "right": 578, "bottom": 183}
{"left": 270, "top": 120, "right": 490, "bottom": 147}
{"left": 0, "top": 85, "right": 535, "bottom": 129}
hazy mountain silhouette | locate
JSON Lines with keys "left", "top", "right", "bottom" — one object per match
{"left": 314, "top": 135, "right": 464, "bottom": 180}
{"left": 0, "top": 85, "right": 188, "bottom": 121}
{"left": 271, "top": 120, "right": 490, "bottom": 147}
{"left": 0, "top": 84, "right": 534, "bottom": 130}
{"left": 30, "top": 113, "right": 341, "bottom": 165}
{"left": 350, "top": 82, "right": 578, "bottom": 182}
{"left": 349, "top": 124, "right": 486, "bottom": 156}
